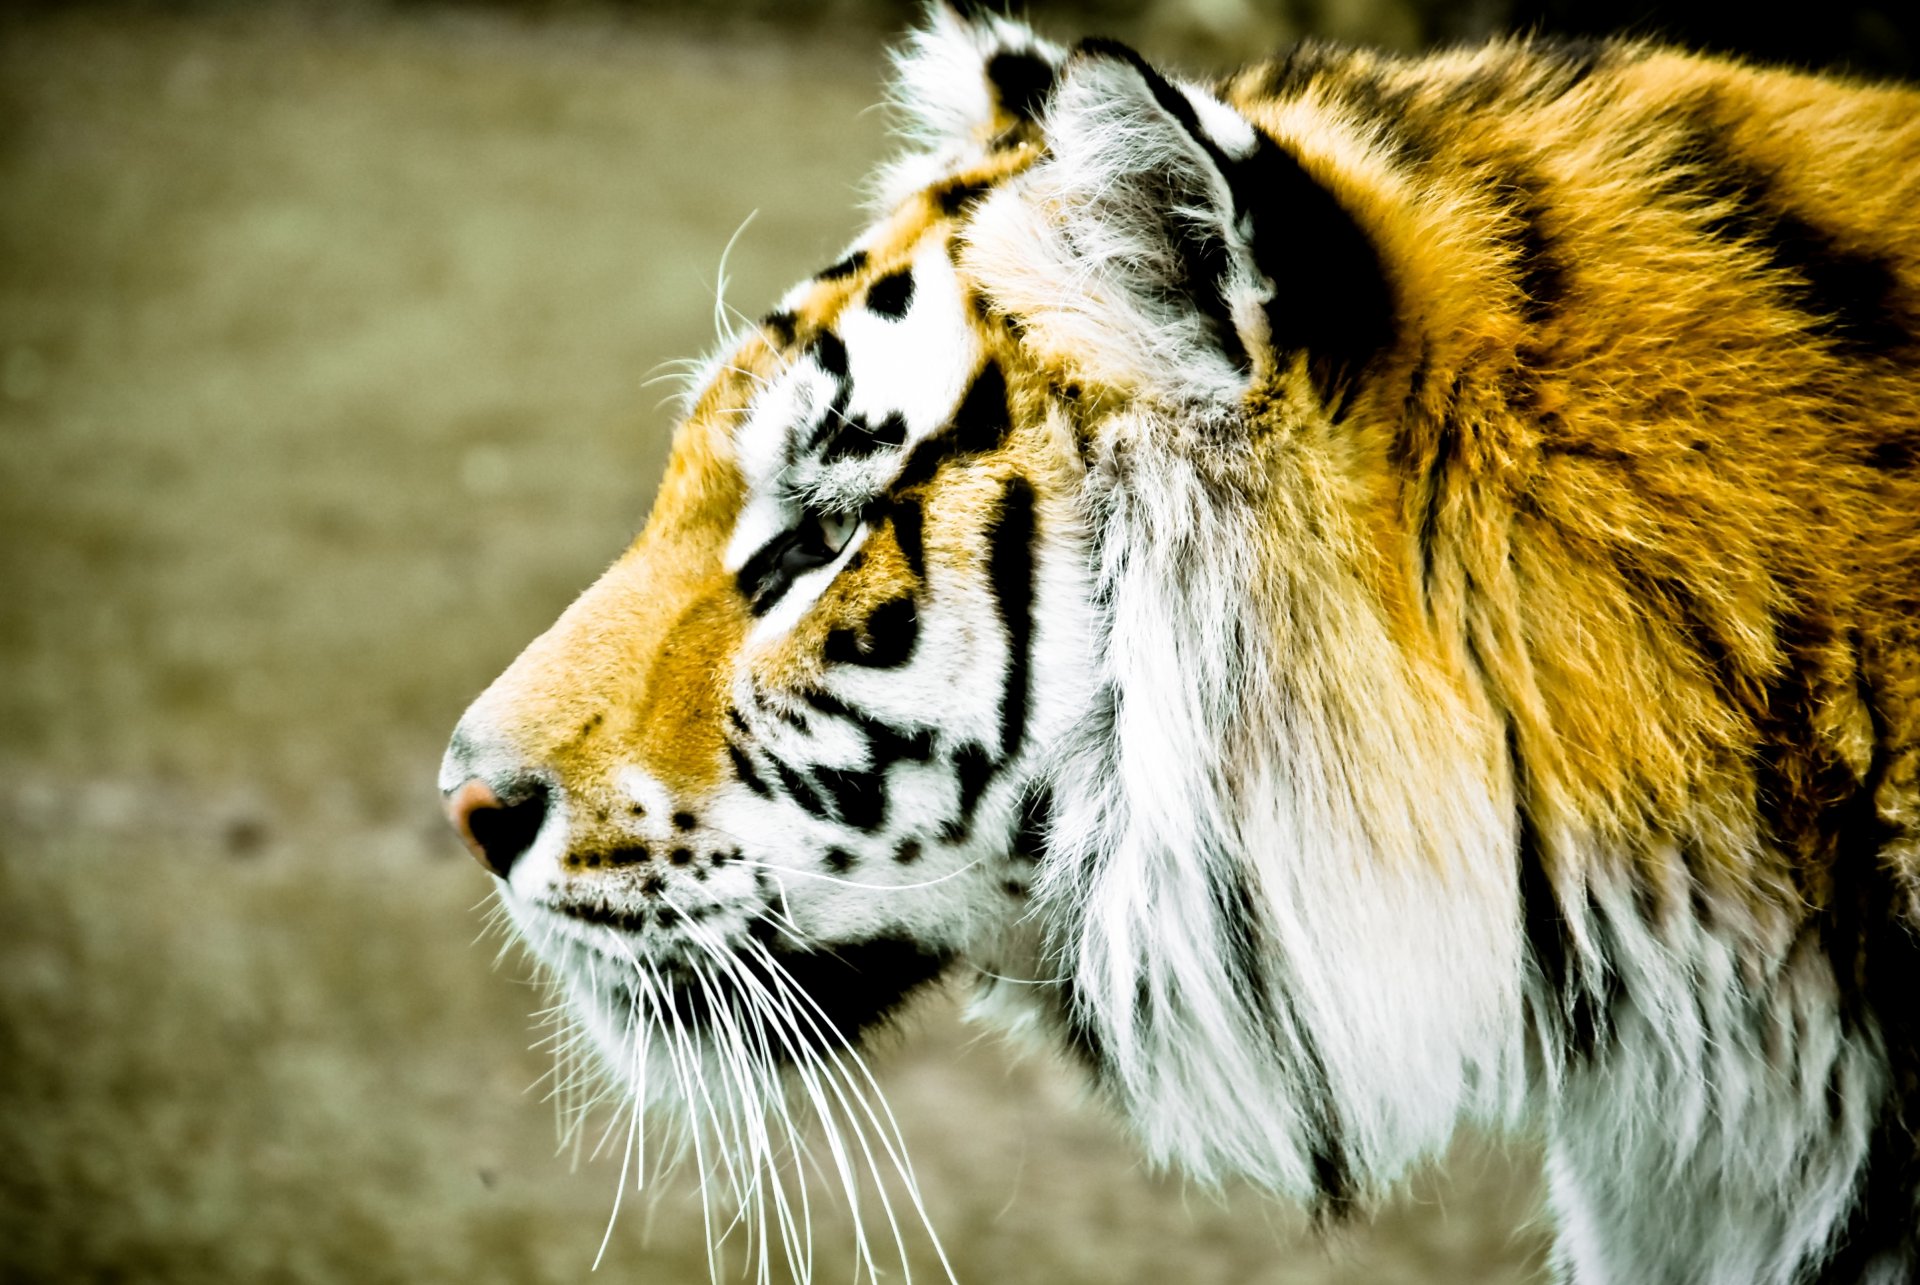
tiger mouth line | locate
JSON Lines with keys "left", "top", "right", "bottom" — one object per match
{"left": 536, "top": 892, "right": 957, "bottom": 1052}
{"left": 590, "top": 932, "right": 957, "bottom": 1056}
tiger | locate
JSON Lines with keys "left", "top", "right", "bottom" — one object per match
{"left": 438, "top": 4, "right": 1920, "bottom": 1281}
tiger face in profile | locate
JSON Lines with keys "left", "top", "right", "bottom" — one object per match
{"left": 440, "top": 6, "right": 1920, "bottom": 1281}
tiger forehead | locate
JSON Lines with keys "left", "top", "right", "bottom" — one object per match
{"left": 721, "top": 159, "right": 1041, "bottom": 528}
{"left": 763, "top": 148, "right": 1038, "bottom": 344}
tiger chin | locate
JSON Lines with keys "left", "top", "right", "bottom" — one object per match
{"left": 440, "top": 5, "right": 1920, "bottom": 1282}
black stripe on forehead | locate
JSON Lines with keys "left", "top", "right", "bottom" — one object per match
{"left": 809, "top": 330, "right": 850, "bottom": 379}
{"left": 762, "top": 310, "right": 799, "bottom": 348}
{"left": 819, "top": 412, "right": 907, "bottom": 466}
{"left": 818, "top": 249, "right": 869, "bottom": 281}
{"left": 865, "top": 270, "right": 915, "bottom": 320}
{"left": 893, "top": 360, "right": 1012, "bottom": 492}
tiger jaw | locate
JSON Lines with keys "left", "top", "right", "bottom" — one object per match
{"left": 513, "top": 886, "right": 957, "bottom": 1074}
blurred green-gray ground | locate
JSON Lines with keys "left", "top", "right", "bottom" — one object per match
{"left": 0, "top": 7, "right": 1553, "bottom": 1281}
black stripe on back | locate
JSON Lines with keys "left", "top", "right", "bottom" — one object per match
{"left": 1414, "top": 365, "right": 1465, "bottom": 606}
{"left": 1512, "top": 724, "right": 1615, "bottom": 1064}
{"left": 1523, "top": 35, "right": 1612, "bottom": 98}
{"left": 1864, "top": 437, "right": 1915, "bottom": 472}
{"left": 1259, "top": 43, "right": 1350, "bottom": 101}
{"left": 1259, "top": 52, "right": 1431, "bottom": 169}
{"left": 1494, "top": 164, "right": 1569, "bottom": 326}
{"left": 1665, "top": 115, "right": 1912, "bottom": 359}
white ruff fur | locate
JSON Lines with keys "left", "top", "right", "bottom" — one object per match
{"left": 1032, "top": 401, "right": 1526, "bottom": 1195}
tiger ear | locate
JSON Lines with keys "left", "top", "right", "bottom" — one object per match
{"left": 973, "top": 39, "right": 1394, "bottom": 405}
{"left": 890, "top": 3, "right": 1067, "bottom": 150}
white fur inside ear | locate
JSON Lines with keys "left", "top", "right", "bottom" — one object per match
{"left": 963, "top": 54, "right": 1270, "bottom": 403}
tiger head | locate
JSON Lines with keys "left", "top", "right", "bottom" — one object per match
{"left": 441, "top": 4, "right": 1524, "bottom": 1215}
{"left": 441, "top": 12, "right": 1092, "bottom": 1066}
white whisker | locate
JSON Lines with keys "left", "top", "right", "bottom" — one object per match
{"left": 713, "top": 209, "right": 760, "bottom": 349}
{"left": 972, "top": 966, "right": 1070, "bottom": 986}
{"left": 590, "top": 1025, "right": 642, "bottom": 1271}
{"left": 668, "top": 905, "right": 833, "bottom": 1283}
{"left": 737, "top": 932, "right": 957, "bottom": 1284}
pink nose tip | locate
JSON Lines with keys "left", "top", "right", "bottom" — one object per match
{"left": 444, "top": 778, "right": 549, "bottom": 878}
{"left": 445, "top": 779, "right": 501, "bottom": 865}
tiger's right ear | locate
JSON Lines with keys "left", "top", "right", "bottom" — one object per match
{"left": 889, "top": 3, "right": 1068, "bottom": 153}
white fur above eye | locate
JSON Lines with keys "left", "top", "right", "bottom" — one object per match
{"left": 830, "top": 242, "right": 979, "bottom": 445}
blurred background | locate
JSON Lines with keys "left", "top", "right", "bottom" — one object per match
{"left": 0, "top": 3, "right": 1911, "bottom": 1283}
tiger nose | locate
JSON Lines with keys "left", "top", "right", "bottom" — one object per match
{"left": 445, "top": 778, "right": 550, "bottom": 879}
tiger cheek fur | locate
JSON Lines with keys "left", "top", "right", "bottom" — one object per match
{"left": 442, "top": 7, "right": 1920, "bottom": 1283}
